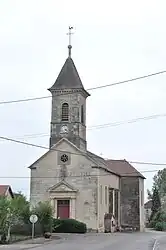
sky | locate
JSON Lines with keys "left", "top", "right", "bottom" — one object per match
{"left": 0, "top": 0, "right": 166, "bottom": 201}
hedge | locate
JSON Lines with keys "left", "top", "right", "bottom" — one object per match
{"left": 52, "top": 219, "right": 87, "bottom": 233}
{"left": 155, "top": 222, "right": 166, "bottom": 231}
{"left": 149, "top": 209, "right": 166, "bottom": 231}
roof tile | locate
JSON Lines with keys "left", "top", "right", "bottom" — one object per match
{"left": 106, "top": 159, "right": 145, "bottom": 179}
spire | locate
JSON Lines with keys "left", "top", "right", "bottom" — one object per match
{"left": 48, "top": 57, "right": 85, "bottom": 90}
{"left": 48, "top": 27, "right": 90, "bottom": 97}
{"left": 67, "top": 26, "right": 73, "bottom": 57}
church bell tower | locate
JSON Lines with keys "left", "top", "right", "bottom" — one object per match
{"left": 48, "top": 27, "right": 90, "bottom": 151}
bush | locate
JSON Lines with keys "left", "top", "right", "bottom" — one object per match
{"left": 52, "top": 219, "right": 87, "bottom": 233}
{"left": 10, "top": 222, "right": 43, "bottom": 236}
{"left": 0, "top": 230, "right": 7, "bottom": 244}
{"left": 149, "top": 209, "right": 166, "bottom": 231}
{"left": 148, "top": 220, "right": 156, "bottom": 228}
{"left": 154, "top": 222, "right": 166, "bottom": 231}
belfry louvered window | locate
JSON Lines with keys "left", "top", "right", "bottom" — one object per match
{"left": 61, "top": 103, "right": 69, "bottom": 121}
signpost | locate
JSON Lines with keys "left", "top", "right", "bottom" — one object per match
{"left": 29, "top": 214, "right": 38, "bottom": 239}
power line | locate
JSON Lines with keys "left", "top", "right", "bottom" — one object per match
{"left": 2, "top": 112, "right": 166, "bottom": 140}
{"left": 0, "top": 69, "right": 166, "bottom": 105}
{"left": 0, "top": 135, "right": 166, "bottom": 167}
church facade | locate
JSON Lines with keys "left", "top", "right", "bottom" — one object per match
{"left": 29, "top": 45, "right": 145, "bottom": 232}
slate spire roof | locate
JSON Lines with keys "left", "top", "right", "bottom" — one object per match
{"left": 48, "top": 56, "right": 89, "bottom": 95}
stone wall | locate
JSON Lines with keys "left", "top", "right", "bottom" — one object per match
{"left": 98, "top": 170, "right": 120, "bottom": 232}
{"left": 120, "top": 177, "right": 140, "bottom": 229}
{"left": 30, "top": 139, "right": 98, "bottom": 230}
{"left": 50, "top": 90, "right": 87, "bottom": 150}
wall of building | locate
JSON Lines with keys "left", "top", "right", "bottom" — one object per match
{"left": 97, "top": 169, "right": 120, "bottom": 232}
{"left": 50, "top": 91, "right": 87, "bottom": 150}
{"left": 144, "top": 208, "right": 152, "bottom": 224}
{"left": 30, "top": 139, "right": 98, "bottom": 230}
{"left": 120, "top": 177, "right": 140, "bottom": 230}
{"left": 139, "top": 178, "right": 145, "bottom": 231}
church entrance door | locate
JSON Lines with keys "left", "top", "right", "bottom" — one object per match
{"left": 57, "top": 200, "right": 70, "bottom": 218}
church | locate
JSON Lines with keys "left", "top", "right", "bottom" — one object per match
{"left": 29, "top": 36, "right": 145, "bottom": 232}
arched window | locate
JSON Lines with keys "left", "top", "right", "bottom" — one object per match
{"left": 61, "top": 103, "right": 69, "bottom": 121}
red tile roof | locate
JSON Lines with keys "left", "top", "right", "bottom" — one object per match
{"left": 0, "top": 185, "right": 14, "bottom": 198}
{"left": 106, "top": 159, "right": 145, "bottom": 179}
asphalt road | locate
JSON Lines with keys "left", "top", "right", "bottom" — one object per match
{"left": 156, "top": 236, "right": 166, "bottom": 250}
{"left": 0, "top": 231, "right": 166, "bottom": 250}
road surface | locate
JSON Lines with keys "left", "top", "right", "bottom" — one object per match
{"left": 0, "top": 231, "right": 165, "bottom": 249}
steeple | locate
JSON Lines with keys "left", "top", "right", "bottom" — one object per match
{"left": 48, "top": 27, "right": 90, "bottom": 150}
{"left": 48, "top": 26, "right": 90, "bottom": 96}
{"left": 48, "top": 57, "right": 89, "bottom": 93}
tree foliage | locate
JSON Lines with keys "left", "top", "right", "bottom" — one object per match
{"left": 0, "top": 194, "right": 54, "bottom": 240}
{"left": 0, "top": 197, "right": 10, "bottom": 233}
{"left": 150, "top": 187, "right": 161, "bottom": 220}
{"left": 147, "top": 168, "right": 166, "bottom": 203}
{"left": 0, "top": 192, "right": 30, "bottom": 238}
{"left": 152, "top": 169, "right": 166, "bottom": 197}
{"left": 33, "top": 201, "right": 53, "bottom": 233}
{"left": 10, "top": 192, "right": 30, "bottom": 222}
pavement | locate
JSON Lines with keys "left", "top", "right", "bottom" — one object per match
{"left": 0, "top": 230, "right": 166, "bottom": 250}
{"left": 156, "top": 235, "right": 166, "bottom": 250}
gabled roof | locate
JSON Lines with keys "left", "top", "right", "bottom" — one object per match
{"left": 28, "top": 137, "right": 87, "bottom": 169}
{"left": 48, "top": 57, "right": 90, "bottom": 96}
{"left": 28, "top": 138, "right": 114, "bottom": 174}
{"left": 0, "top": 185, "right": 14, "bottom": 198}
{"left": 106, "top": 159, "right": 145, "bottom": 179}
{"left": 87, "top": 151, "right": 120, "bottom": 177}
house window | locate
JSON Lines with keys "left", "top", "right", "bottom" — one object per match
{"left": 81, "top": 105, "right": 84, "bottom": 124}
{"left": 61, "top": 103, "right": 69, "bottom": 121}
{"left": 100, "top": 185, "right": 102, "bottom": 204}
{"left": 105, "top": 186, "right": 107, "bottom": 205}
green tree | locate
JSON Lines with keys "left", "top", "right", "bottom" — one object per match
{"left": 33, "top": 201, "right": 53, "bottom": 234}
{"left": 152, "top": 168, "right": 166, "bottom": 197}
{"left": 0, "top": 193, "right": 30, "bottom": 241}
{"left": 150, "top": 187, "right": 161, "bottom": 220}
{"left": 147, "top": 189, "right": 152, "bottom": 200}
{"left": 10, "top": 192, "right": 30, "bottom": 223}
{"left": 0, "top": 197, "right": 10, "bottom": 233}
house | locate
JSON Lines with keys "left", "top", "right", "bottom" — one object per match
{"left": 0, "top": 185, "right": 14, "bottom": 199}
{"left": 29, "top": 38, "right": 145, "bottom": 232}
{"left": 144, "top": 200, "right": 152, "bottom": 224}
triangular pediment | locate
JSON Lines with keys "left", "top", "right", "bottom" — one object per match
{"left": 48, "top": 180, "right": 77, "bottom": 193}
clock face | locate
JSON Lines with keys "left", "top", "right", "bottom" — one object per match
{"left": 60, "top": 125, "right": 69, "bottom": 134}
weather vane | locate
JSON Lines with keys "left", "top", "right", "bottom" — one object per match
{"left": 67, "top": 26, "right": 74, "bottom": 57}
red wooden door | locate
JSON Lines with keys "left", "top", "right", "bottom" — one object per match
{"left": 57, "top": 200, "right": 70, "bottom": 219}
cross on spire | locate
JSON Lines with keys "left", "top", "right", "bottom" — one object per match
{"left": 67, "top": 26, "right": 74, "bottom": 57}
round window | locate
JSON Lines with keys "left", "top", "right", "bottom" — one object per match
{"left": 61, "top": 154, "right": 68, "bottom": 163}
